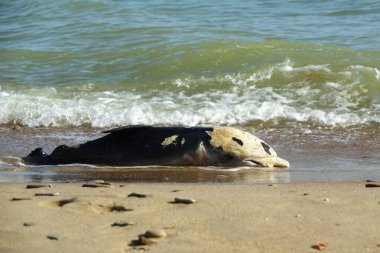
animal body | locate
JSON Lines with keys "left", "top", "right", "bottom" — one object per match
{"left": 23, "top": 125, "right": 289, "bottom": 168}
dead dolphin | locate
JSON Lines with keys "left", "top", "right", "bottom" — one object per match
{"left": 23, "top": 125, "right": 289, "bottom": 168}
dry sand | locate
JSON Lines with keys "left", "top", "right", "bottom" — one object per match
{"left": 0, "top": 182, "right": 379, "bottom": 253}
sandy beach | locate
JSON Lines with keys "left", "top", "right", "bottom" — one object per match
{"left": 1, "top": 182, "right": 379, "bottom": 253}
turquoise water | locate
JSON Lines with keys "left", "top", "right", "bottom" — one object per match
{"left": 0, "top": 0, "right": 379, "bottom": 182}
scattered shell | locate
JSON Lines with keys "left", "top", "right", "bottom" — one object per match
{"left": 365, "top": 183, "right": 380, "bottom": 188}
{"left": 323, "top": 198, "right": 330, "bottom": 202}
{"left": 112, "top": 221, "right": 136, "bottom": 227}
{"left": 46, "top": 235, "right": 59, "bottom": 240}
{"left": 173, "top": 197, "right": 196, "bottom": 204}
{"left": 99, "top": 182, "right": 112, "bottom": 186}
{"left": 35, "top": 192, "right": 59, "bottom": 196}
{"left": 144, "top": 229, "right": 167, "bottom": 238}
{"left": 23, "top": 222, "right": 35, "bottom": 227}
{"left": 311, "top": 242, "right": 327, "bottom": 250}
{"left": 137, "top": 236, "right": 156, "bottom": 245}
{"left": 128, "top": 192, "right": 152, "bottom": 198}
{"left": 90, "top": 180, "right": 105, "bottom": 184}
{"left": 82, "top": 183, "right": 112, "bottom": 188}
{"left": 26, "top": 184, "right": 52, "bottom": 189}
{"left": 11, "top": 197, "right": 31, "bottom": 201}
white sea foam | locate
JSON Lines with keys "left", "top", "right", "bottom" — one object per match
{"left": 0, "top": 60, "right": 379, "bottom": 128}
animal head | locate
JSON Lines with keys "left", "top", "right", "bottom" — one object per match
{"left": 207, "top": 127, "right": 289, "bottom": 168}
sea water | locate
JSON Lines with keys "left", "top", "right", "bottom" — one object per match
{"left": 0, "top": 0, "right": 379, "bottom": 183}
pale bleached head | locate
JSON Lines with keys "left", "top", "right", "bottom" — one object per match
{"left": 207, "top": 127, "right": 289, "bottom": 168}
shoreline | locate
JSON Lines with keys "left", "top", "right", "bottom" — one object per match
{"left": 1, "top": 182, "right": 379, "bottom": 253}
{"left": 1, "top": 164, "right": 380, "bottom": 184}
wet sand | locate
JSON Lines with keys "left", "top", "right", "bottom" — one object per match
{"left": 1, "top": 182, "right": 379, "bottom": 253}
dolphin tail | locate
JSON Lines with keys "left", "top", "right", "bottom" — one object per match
{"left": 23, "top": 148, "right": 52, "bottom": 165}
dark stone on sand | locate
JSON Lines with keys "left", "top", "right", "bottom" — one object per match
{"left": 111, "top": 221, "right": 136, "bottom": 227}
{"left": 365, "top": 183, "right": 380, "bottom": 188}
{"left": 110, "top": 205, "right": 134, "bottom": 212}
{"left": 11, "top": 197, "right": 31, "bottom": 201}
{"left": 128, "top": 192, "right": 152, "bottom": 198}
{"left": 35, "top": 193, "right": 59, "bottom": 196}
{"left": 23, "top": 222, "right": 35, "bottom": 227}
{"left": 26, "top": 184, "right": 52, "bottom": 189}
{"left": 56, "top": 198, "right": 77, "bottom": 207}
{"left": 82, "top": 183, "right": 112, "bottom": 188}
{"left": 46, "top": 235, "right": 59, "bottom": 240}
{"left": 173, "top": 197, "right": 196, "bottom": 204}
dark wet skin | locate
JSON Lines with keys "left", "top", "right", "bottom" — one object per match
{"left": 23, "top": 126, "right": 235, "bottom": 166}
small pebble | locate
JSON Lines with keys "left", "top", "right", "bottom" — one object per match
{"left": 90, "top": 180, "right": 105, "bottom": 184}
{"left": 23, "top": 222, "right": 35, "bottom": 227}
{"left": 112, "top": 221, "right": 136, "bottom": 227}
{"left": 26, "top": 184, "right": 52, "bottom": 189}
{"left": 144, "top": 229, "right": 167, "bottom": 238}
{"left": 35, "top": 192, "right": 59, "bottom": 196}
{"left": 86, "top": 180, "right": 112, "bottom": 185}
{"left": 110, "top": 205, "right": 134, "bottom": 212}
{"left": 303, "top": 193, "right": 309, "bottom": 196}
{"left": 311, "top": 242, "right": 327, "bottom": 250}
{"left": 137, "top": 236, "right": 156, "bottom": 245}
{"left": 82, "top": 183, "right": 112, "bottom": 188}
{"left": 11, "top": 197, "right": 31, "bottom": 201}
{"left": 171, "top": 190, "right": 180, "bottom": 192}
{"left": 323, "top": 198, "right": 330, "bottom": 202}
{"left": 295, "top": 214, "right": 301, "bottom": 218}
{"left": 365, "top": 183, "right": 380, "bottom": 188}
{"left": 46, "top": 235, "right": 59, "bottom": 240}
{"left": 128, "top": 192, "right": 152, "bottom": 198}
{"left": 173, "top": 197, "right": 196, "bottom": 204}
{"left": 268, "top": 184, "right": 277, "bottom": 187}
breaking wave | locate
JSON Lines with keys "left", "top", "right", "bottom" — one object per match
{"left": 1, "top": 56, "right": 379, "bottom": 128}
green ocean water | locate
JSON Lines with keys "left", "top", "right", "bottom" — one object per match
{"left": 0, "top": 0, "right": 379, "bottom": 182}
{"left": 1, "top": 0, "right": 380, "bottom": 128}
